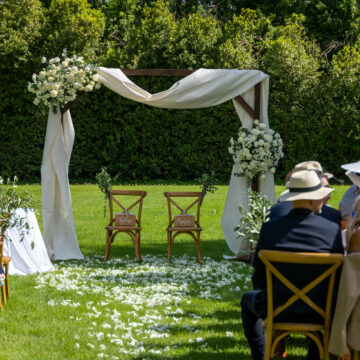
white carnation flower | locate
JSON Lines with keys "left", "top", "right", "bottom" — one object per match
{"left": 50, "top": 90, "right": 58, "bottom": 98}
{"left": 41, "top": 57, "right": 47, "bottom": 64}
{"left": 259, "top": 123, "right": 266, "bottom": 130}
{"left": 85, "top": 84, "right": 93, "bottom": 92}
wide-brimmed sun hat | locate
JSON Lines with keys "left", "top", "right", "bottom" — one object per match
{"left": 345, "top": 171, "right": 360, "bottom": 187}
{"left": 294, "top": 160, "right": 334, "bottom": 179}
{"left": 341, "top": 161, "right": 360, "bottom": 186}
{"left": 280, "top": 170, "right": 334, "bottom": 202}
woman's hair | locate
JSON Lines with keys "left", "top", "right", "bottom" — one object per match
{"left": 352, "top": 195, "right": 360, "bottom": 228}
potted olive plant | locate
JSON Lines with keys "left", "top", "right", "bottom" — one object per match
{"left": 0, "top": 176, "right": 33, "bottom": 244}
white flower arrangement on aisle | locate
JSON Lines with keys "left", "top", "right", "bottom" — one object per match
{"left": 28, "top": 49, "right": 101, "bottom": 113}
{"left": 228, "top": 120, "right": 284, "bottom": 180}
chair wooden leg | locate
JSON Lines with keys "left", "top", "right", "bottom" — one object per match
{"left": 5, "top": 264, "right": 9, "bottom": 299}
{"left": 1, "top": 283, "right": 6, "bottom": 305}
{"left": 353, "top": 350, "right": 359, "bottom": 360}
{"left": 134, "top": 232, "right": 141, "bottom": 261}
{"left": 104, "top": 230, "right": 112, "bottom": 262}
{"left": 195, "top": 232, "right": 202, "bottom": 264}
{"left": 264, "top": 325, "right": 273, "bottom": 360}
{"left": 167, "top": 231, "right": 172, "bottom": 263}
{"left": 137, "top": 232, "right": 142, "bottom": 261}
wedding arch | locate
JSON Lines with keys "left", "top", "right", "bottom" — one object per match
{"left": 41, "top": 67, "right": 275, "bottom": 260}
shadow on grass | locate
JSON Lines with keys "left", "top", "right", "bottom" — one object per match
{"left": 79, "top": 237, "right": 239, "bottom": 262}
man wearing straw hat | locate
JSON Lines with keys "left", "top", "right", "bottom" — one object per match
{"left": 269, "top": 161, "right": 341, "bottom": 226}
{"left": 241, "top": 170, "right": 344, "bottom": 360}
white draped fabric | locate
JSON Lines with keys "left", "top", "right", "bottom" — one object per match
{"left": 41, "top": 108, "right": 84, "bottom": 260}
{"left": 3, "top": 209, "right": 54, "bottom": 275}
{"left": 41, "top": 68, "right": 275, "bottom": 260}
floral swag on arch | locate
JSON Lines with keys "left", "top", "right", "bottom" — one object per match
{"left": 28, "top": 51, "right": 276, "bottom": 261}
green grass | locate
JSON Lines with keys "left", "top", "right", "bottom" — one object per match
{"left": 0, "top": 184, "right": 349, "bottom": 359}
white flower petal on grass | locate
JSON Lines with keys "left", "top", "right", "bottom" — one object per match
{"left": 74, "top": 343, "right": 80, "bottom": 349}
{"left": 87, "top": 343, "right": 95, "bottom": 349}
{"left": 226, "top": 331, "right": 234, "bottom": 337}
{"left": 35, "top": 254, "right": 252, "bottom": 357}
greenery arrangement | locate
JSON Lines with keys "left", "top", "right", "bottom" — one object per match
{"left": 229, "top": 120, "right": 284, "bottom": 180}
{"left": 28, "top": 49, "right": 101, "bottom": 113}
{"left": 0, "top": 176, "right": 33, "bottom": 243}
{"left": 196, "top": 171, "right": 218, "bottom": 206}
{"left": 95, "top": 167, "right": 119, "bottom": 216}
{"left": 234, "top": 190, "right": 272, "bottom": 253}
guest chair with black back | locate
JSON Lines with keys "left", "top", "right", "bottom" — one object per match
{"left": 258, "top": 250, "right": 343, "bottom": 360}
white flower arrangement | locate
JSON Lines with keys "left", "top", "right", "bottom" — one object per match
{"left": 28, "top": 49, "right": 101, "bottom": 113}
{"left": 228, "top": 120, "right": 284, "bottom": 180}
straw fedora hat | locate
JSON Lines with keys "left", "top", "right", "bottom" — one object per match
{"left": 280, "top": 170, "right": 334, "bottom": 202}
{"left": 294, "top": 160, "right": 333, "bottom": 179}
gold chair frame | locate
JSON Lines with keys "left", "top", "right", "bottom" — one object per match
{"left": 164, "top": 191, "right": 202, "bottom": 263}
{"left": 104, "top": 190, "right": 147, "bottom": 262}
{"left": 0, "top": 224, "right": 11, "bottom": 310}
{"left": 259, "top": 250, "right": 343, "bottom": 360}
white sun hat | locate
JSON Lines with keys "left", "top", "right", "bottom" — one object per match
{"left": 345, "top": 171, "right": 360, "bottom": 187}
{"left": 279, "top": 170, "right": 334, "bottom": 202}
{"left": 341, "top": 161, "right": 360, "bottom": 186}
{"left": 294, "top": 160, "right": 333, "bottom": 179}
{"left": 341, "top": 161, "right": 360, "bottom": 173}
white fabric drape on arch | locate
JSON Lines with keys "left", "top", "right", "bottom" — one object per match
{"left": 41, "top": 68, "right": 275, "bottom": 260}
{"left": 41, "top": 107, "right": 83, "bottom": 260}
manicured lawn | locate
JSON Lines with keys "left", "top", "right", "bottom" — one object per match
{"left": 0, "top": 184, "right": 348, "bottom": 359}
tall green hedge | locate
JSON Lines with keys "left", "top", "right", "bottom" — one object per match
{"left": 1, "top": 0, "right": 360, "bottom": 183}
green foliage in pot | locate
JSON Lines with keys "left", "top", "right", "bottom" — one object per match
{"left": 234, "top": 190, "right": 272, "bottom": 253}
{"left": 0, "top": 176, "right": 34, "bottom": 243}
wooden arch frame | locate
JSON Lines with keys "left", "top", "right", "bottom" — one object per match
{"left": 120, "top": 69, "right": 262, "bottom": 191}
{"left": 61, "top": 68, "right": 262, "bottom": 190}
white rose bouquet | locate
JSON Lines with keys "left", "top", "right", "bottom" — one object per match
{"left": 28, "top": 50, "right": 101, "bottom": 113}
{"left": 228, "top": 120, "right": 284, "bottom": 180}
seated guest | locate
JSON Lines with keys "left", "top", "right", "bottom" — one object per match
{"left": 241, "top": 170, "right": 344, "bottom": 360}
{"left": 269, "top": 161, "right": 341, "bottom": 227}
{"left": 347, "top": 195, "right": 360, "bottom": 253}
{"left": 339, "top": 161, "right": 360, "bottom": 222}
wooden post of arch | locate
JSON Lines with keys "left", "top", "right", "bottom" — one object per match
{"left": 234, "top": 83, "right": 261, "bottom": 192}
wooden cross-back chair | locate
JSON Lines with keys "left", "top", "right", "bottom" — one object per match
{"left": 258, "top": 250, "right": 343, "bottom": 360}
{"left": 104, "top": 190, "right": 147, "bottom": 262}
{"left": 164, "top": 192, "right": 203, "bottom": 263}
{"left": 0, "top": 222, "right": 11, "bottom": 310}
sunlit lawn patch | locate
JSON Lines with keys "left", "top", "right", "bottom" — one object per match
{"left": 0, "top": 184, "right": 348, "bottom": 359}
